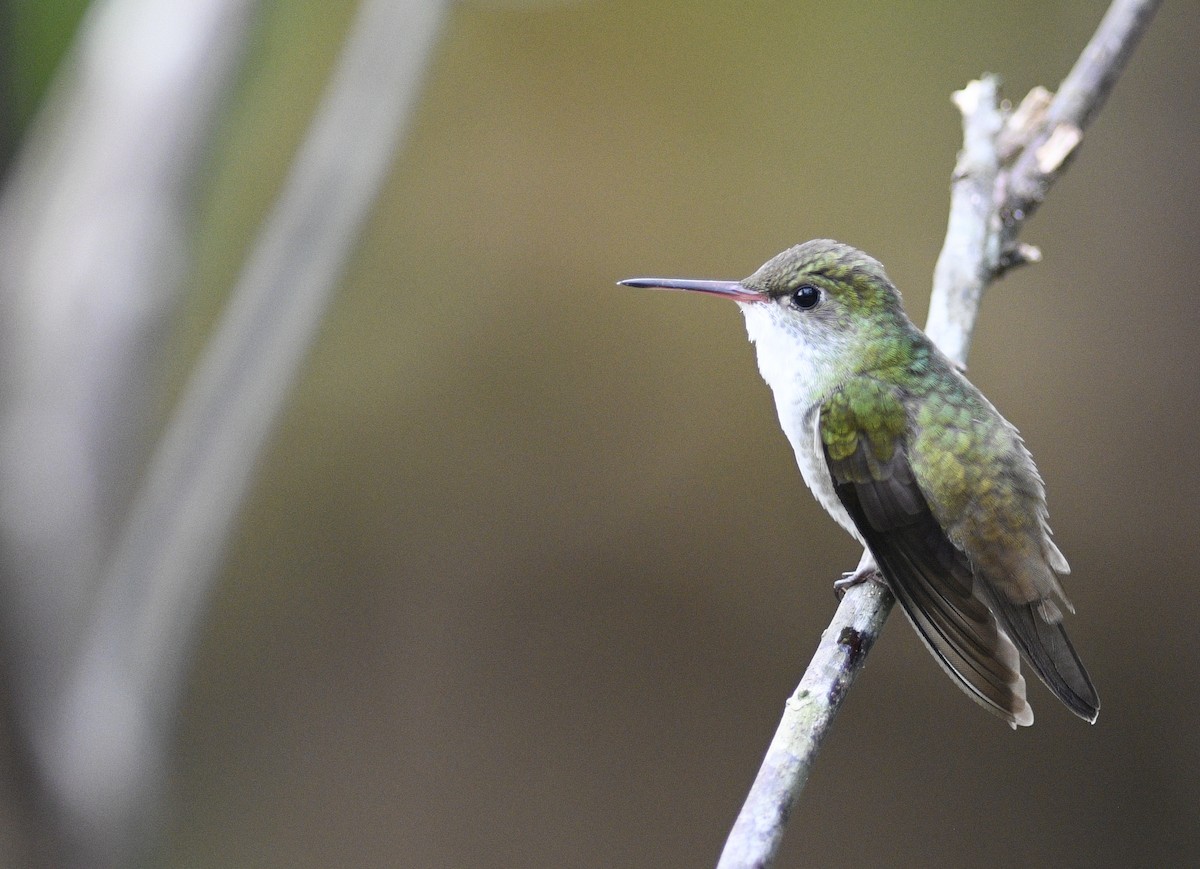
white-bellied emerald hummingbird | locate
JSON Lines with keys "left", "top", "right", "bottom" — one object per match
{"left": 620, "top": 239, "right": 1098, "bottom": 727}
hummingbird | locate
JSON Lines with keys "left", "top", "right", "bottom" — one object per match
{"left": 620, "top": 239, "right": 1098, "bottom": 727}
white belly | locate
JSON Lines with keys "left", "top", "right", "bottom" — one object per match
{"left": 779, "top": 399, "right": 864, "bottom": 545}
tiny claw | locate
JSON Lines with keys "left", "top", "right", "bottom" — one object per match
{"left": 834, "top": 569, "right": 871, "bottom": 599}
{"left": 833, "top": 553, "right": 883, "bottom": 600}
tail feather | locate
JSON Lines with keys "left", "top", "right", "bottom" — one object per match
{"left": 986, "top": 590, "right": 1100, "bottom": 723}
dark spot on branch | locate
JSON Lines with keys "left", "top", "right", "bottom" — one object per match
{"left": 837, "top": 627, "right": 865, "bottom": 667}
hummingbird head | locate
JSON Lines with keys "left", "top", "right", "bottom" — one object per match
{"left": 620, "top": 239, "right": 913, "bottom": 399}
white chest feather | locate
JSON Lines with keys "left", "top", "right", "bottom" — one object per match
{"left": 739, "top": 302, "right": 863, "bottom": 542}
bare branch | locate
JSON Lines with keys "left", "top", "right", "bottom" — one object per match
{"left": 925, "top": 75, "right": 1004, "bottom": 366}
{"left": 717, "top": 1, "right": 1161, "bottom": 866}
{"left": 717, "top": 582, "right": 893, "bottom": 869}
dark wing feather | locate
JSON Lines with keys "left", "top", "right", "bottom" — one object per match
{"left": 823, "top": 411, "right": 1034, "bottom": 727}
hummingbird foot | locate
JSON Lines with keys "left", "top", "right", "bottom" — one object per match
{"left": 833, "top": 550, "right": 883, "bottom": 600}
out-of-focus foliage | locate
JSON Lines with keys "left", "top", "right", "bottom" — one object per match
{"left": 0, "top": 0, "right": 88, "bottom": 168}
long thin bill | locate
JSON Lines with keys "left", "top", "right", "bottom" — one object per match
{"left": 617, "top": 278, "right": 764, "bottom": 301}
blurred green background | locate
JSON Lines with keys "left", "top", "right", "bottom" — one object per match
{"left": 4, "top": 0, "right": 1200, "bottom": 865}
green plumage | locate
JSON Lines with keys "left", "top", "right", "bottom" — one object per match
{"left": 787, "top": 243, "right": 1098, "bottom": 726}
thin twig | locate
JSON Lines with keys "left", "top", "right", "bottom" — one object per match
{"left": 997, "top": 0, "right": 1163, "bottom": 272}
{"left": 717, "top": 1, "right": 1161, "bottom": 866}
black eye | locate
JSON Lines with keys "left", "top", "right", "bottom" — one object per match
{"left": 790, "top": 284, "right": 821, "bottom": 310}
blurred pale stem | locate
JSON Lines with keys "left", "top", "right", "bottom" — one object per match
{"left": 0, "top": 0, "right": 259, "bottom": 860}
{"left": 718, "top": 0, "right": 1161, "bottom": 866}
{"left": 0, "top": 0, "right": 447, "bottom": 864}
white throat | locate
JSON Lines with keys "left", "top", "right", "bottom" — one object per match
{"left": 736, "top": 301, "right": 862, "bottom": 541}
{"left": 737, "top": 301, "right": 846, "bottom": 425}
